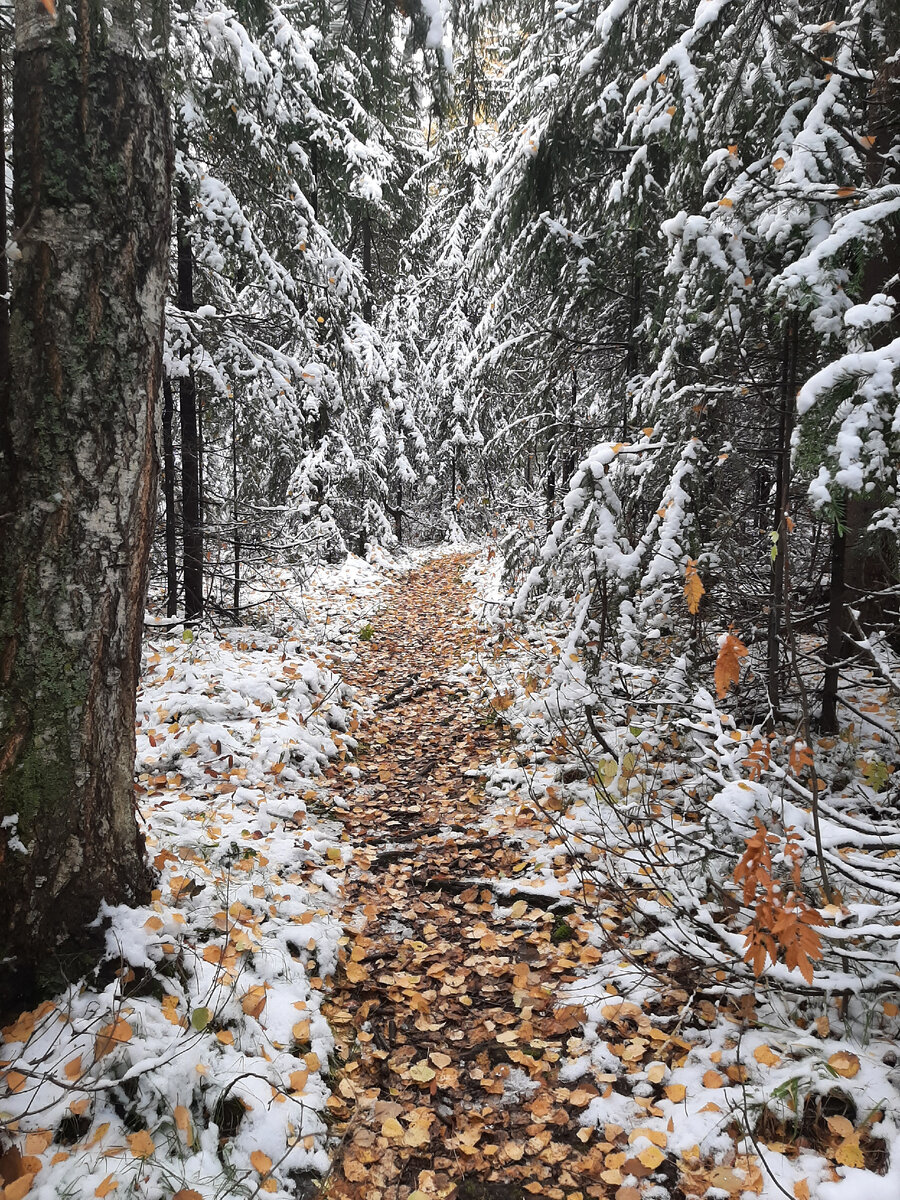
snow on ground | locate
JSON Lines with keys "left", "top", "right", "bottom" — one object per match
{"left": 0, "top": 553, "right": 401, "bottom": 1200}
{"left": 463, "top": 549, "right": 900, "bottom": 1200}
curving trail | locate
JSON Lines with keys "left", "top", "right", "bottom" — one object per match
{"left": 318, "top": 554, "right": 610, "bottom": 1200}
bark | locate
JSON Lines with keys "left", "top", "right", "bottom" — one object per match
{"left": 766, "top": 315, "right": 798, "bottom": 721}
{"left": 232, "top": 392, "right": 240, "bottom": 618}
{"left": 0, "top": 40, "right": 8, "bottom": 408}
{"left": 820, "top": 508, "right": 846, "bottom": 734}
{"left": 176, "top": 180, "right": 203, "bottom": 620}
{"left": 162, "top": 377, "right": 178, "bottom": 617}
{"left": 0, "top": 0, "right": 172, "bottom": 1001}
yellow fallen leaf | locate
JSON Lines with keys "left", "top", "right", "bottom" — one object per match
{"left": 753, "top": 1045, "right": 780, "bottom": 1067}
{"left": 95, "top": 1019, "right": 133, "bottom": 1060}
{"left": 646, "top": 1062, "right": 666, "bottom": 1083}
{"left": 5, "top": 1175, "right": 36, "bottom": 1200}
{"left": 345, "top": 962, "right": 368, "bottom": 984}
{"left": 381, "top": 1117, "right": 404, "bottom": 1138}
{"left": 289, "top": 1069, "right": 309, "bottom": 1092}
{"left": 249, "top": 1151, "right": 272, "bottom": 1177}
{"left": 794, "top": 1181, "right": 810, "bottom": 1200}
{"left": 628, "top": 1128, "right": 667, "bottom": 1148}
{"left": 174, "top": 1105, "right": 193, "bottom": 1147}
{"left": 828, "top": 1051, "right": 861, "bottom": 1078}
{"left": 638, "top": 1145, "right": 666, "bottom": 1169}
{"left": 665, "top": 1084, "right": 686, "bottom": 1102}
{"left": 24, "top": 1132, "right": 52, "bottom": 1156}
{"left": 126, "top": 1131, "right": 155, "bottom": 1160}
{"left": 835, "top": 1135, "right": 865, "bottom": 1169}
{"left": 94, "top": 1176, "right": 117, "bottom": 1198}
{"left": 702, "top": 1069, "right": 724, "bottom": 1088}
{"left": 407, "top": 1061, "right": 436, "bottom": 1083}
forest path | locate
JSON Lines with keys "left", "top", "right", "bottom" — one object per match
{"left": 317, "top": 553, "right": 606, "bottom": 1200}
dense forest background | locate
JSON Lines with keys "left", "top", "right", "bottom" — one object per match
{"left": 109, "top": 0, "right": 900, "bottom": 729}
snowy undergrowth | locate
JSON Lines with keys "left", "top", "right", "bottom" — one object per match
{"left": 464, "top": 550, "right": 900, "bottom": 1198}
{"left": 0, "top": 553, "right": 403, "bottom": 1200}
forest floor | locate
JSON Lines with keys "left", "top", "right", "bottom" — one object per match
{"left": 2, "top": 549, "right": 899, "bottom": 1200}
{"left": 316, "top": 552, "right": 604, "bottom": 1200}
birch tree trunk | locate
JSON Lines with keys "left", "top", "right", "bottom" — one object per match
{"left": 0, "top": 0, "right": 172, "bottom": 1001}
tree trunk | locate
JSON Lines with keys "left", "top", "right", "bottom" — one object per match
{"left": 232, "top": 391, "right": 240, "bottom": 618}
{"left": 394, "top": 481, "right": 403, "bottom": 542}
{"left": 176, "top": 180, "right": 203, "bottom": 620}
{"left": 820, "top": 508, "right": 846, "bottom": 733}
{"left": 162, "top": 377, "right": 178, "bottom": 617}
{"left": 766, "top": 315, "right": 798, "bottom": 721}
{"left": 0, "top": 38, "right": 8, "bottom": 399}
{"left": 0, "top": 0, "right": 172, "bottom": 1002}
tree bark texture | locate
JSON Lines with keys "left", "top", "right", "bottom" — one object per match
{"left": 0, "top": 0, "right": 172, "bottom": 999}
{"left": 176, "top": 180, "right": 203, "bottom": 620}
{"left": 162, "top": 376, "right": 178, "bottom": 617}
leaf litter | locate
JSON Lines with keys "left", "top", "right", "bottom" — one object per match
{"left": 3, "top": 549, "right": 900, "bottom": 1200}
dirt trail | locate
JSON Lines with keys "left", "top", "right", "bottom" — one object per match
{"left": 319, "top": 554, "right": 609, "bottom": 1200}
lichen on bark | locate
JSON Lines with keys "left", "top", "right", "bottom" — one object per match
{"left": 0, "top": 0, "right": 173, "bottom": 1005}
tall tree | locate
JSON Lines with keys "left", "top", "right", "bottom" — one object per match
{"left": 0, "top": 0, "right": 172, "bottom": 1001}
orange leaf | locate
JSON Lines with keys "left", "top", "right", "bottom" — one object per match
{"left": 250, "top": 1151, "right": 272, "bottom": 1175}
{"left": 94, "top": 1175, "right": 117, "bottom": 1198}
{"left": 828, "top": 1051, "right": 860, "bottom": 1078}
{"left": 753, "top": 1045, "right": 780, "bottom": 1067}
{"left": 4, "top": 1176, "right": 35, "bottom": 1200}
{"left": 126, "top": 1131, "right": 154, "bottom": 1160}
{"left": 683, "top": 560, "right": 705, "bottom": 615}
{"left": 95, "top": 1018, "right": 132, "bottom": 1060}
{"left": 715, "top": 632, "right": 748, "bottom": 698}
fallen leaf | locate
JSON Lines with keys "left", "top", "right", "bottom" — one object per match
{"left": 4, "top": 1176, "right": 35, "bottom": 1200}
{"left": 407, "top": 1061, "right": 435, "bottom": 1083}
{"left": 250, "top": 1151, "right": 272, "bottom": 1175}
{"left": 828, "top": 1051, "right": 861, "bottom": 1079}
{"left": 754, "top": 1044, "right": 780, "bottom": 1067}
{"left": 126, "top": 1131, "right": 154, "bottom": 1160}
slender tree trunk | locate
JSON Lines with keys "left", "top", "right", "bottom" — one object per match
{"left": 0, "top": 0, "right": 171, "bottom": 1002}
{"left": 820, "top": 507, "right": 846, "bottom": 733}
{"left": 766, "top": 316, "right": 798, "bottom": 721}
{"left": 362, "top": 216, "right": 373, "bottom": 324}
{"left": 0, "top": 38, "right": 8, "bottom": 401}
{"left": 394, "top": 481, "right": 402, "bottom": 542}
{"left": 177, "top": 180, "right": 203, "bottom": 620}
{"left": 233, "top": 392, "right": 240, "bottom": 618}
{"left": 162, "top": 377, "right": 178, "bottom": 617}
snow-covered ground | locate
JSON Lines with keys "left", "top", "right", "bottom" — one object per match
{"left": 464, "top": 550, "right": 900, "bottom": 1200}
{"left": 0, "top": 554, "right": 400, "bottom": 1200}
